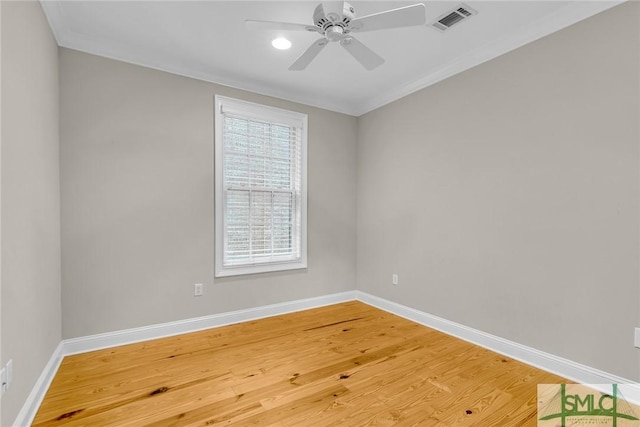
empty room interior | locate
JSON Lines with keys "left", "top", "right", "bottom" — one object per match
{"left": 2, "top": 0, "right": 640, "bottom": 425}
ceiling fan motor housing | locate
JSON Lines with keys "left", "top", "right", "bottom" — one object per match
{"left": 246, "top": 2, "right": 427, "bottom": 71}
{"left": 313, "top": 2, "right": 355, "bottom": 31}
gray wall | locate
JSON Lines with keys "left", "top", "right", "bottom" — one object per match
{"left": 4, "top": 4, "right": 637, "bottom": 424}
{"left": 357, "top": 2, "right": 640, "bottom": 380}
{"left": 1, "top": 3, "right": 4, "bottom": 424}
{"left": 0, "top": 2, "right": 4, "bottom": 424}
{"left": 59, "top": 48, "right": 358, "bottom": 338}
{"left": 1, "top": 1, "right": 61, "bottom": 425}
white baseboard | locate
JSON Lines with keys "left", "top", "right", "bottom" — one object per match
{"left": 62, "top": 291, "right": 358, "bottom": 356}
{"left": 13, "top": 290, "right": 357, "bottom": 426}
{"left": 14, "top": 289, "right": 640, "bottom": 426}
{"left": 355, "top": 291, "right": 640, "bottom": 403}
{"left": 12, "top": 342, "right": 65, "bottom": 427}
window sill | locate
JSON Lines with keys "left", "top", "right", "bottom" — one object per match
{"left": 215, "top": 259, "right": 307, "bottom": 277}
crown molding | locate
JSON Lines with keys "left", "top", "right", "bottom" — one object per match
{"left": 41, "top": 0, "right": 623, "bottom": 117}
{"left": 352, "top": 0, "right": 625, "bottom": 116}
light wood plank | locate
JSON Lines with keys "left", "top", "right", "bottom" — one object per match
{"left": 33, "top": 301, "right": 569, "bottom": 426}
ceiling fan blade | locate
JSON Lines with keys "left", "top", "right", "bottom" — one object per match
{"left": 340, "top": 36, "right": 384, "bottom": 70}
{"left": 245, "top": 20, "right": 321, "bottom": 34}
{"left": 349, "top": 3, "right": 426, "bottom": 33}
{"left": 289, "top": 38, "right": 328, "bottom": 71}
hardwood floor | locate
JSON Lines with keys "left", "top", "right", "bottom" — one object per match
{"left": 33, "top": 301, "right": 567, "bottom": 426}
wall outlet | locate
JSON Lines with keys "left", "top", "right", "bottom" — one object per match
{"left": 392, "top": 274, "right": 399, "bottom": 286}
{"left": 7, "top": 360, "right": 12, "bottom": 389}
{"left": 0, "top": 360, "right": 13, "bottom": 397}
{"left": 0, "top": 366, "right": 6, "bottom": 397}
{"left": 635, "top": 328, "right": 640, "bottom": 348}
{"left": 194, "top": 283, "right": 203, "bottom": 296}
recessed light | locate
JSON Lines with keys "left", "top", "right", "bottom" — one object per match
{"left": 272, "top": 37, "right": 292, "bottom": 50}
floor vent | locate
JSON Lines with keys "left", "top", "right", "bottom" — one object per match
{"left": 431, "top": 4, "right": 477, "bottom": 32}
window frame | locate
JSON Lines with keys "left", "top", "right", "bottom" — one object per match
{"left": 214, "top": 95, "right": 308, "bottom": 277}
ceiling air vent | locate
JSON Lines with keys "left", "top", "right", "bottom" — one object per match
{"left": 431, "top": 4, "right": 477, "bottom": 32}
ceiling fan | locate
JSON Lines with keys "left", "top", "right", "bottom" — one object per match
{"left": 246, "top": 2, "right": 427, "bottom": 71}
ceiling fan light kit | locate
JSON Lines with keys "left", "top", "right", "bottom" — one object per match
{"left": 246, "top": 2, "right": 427, "bottom": 71}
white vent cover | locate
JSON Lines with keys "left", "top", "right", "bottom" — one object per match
{"left": 431, "top": 4, "right": 477, "bottom": 32}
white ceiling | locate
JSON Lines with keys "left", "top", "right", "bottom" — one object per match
{"left": 41, "top": 1, "right": 622, "bottom": 116}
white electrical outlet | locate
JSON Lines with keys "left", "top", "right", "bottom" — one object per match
{"left": 194, "top": 283, "right": 203, "bottom": 296}
{"left": 6, "top": 360, "right": 12, "bottom": 389}
{"left": 0, "top": 360, "right": 13, "bottom": 397}
{"left": 392, "top": 274, "right": 399, "bottom": 286}
{"left": 635, "top": 328, "right": 640, "bottom": 348}
{"left": 0, "top": 366, "right": 6, "bottom": 396}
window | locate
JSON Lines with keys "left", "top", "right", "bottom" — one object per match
{"left": 215, "top": 96, "right": 307, "bottom": 277}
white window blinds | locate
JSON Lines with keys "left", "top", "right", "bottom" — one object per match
{"left": 215, "top": 96, "right": 307, "bottom": 277}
